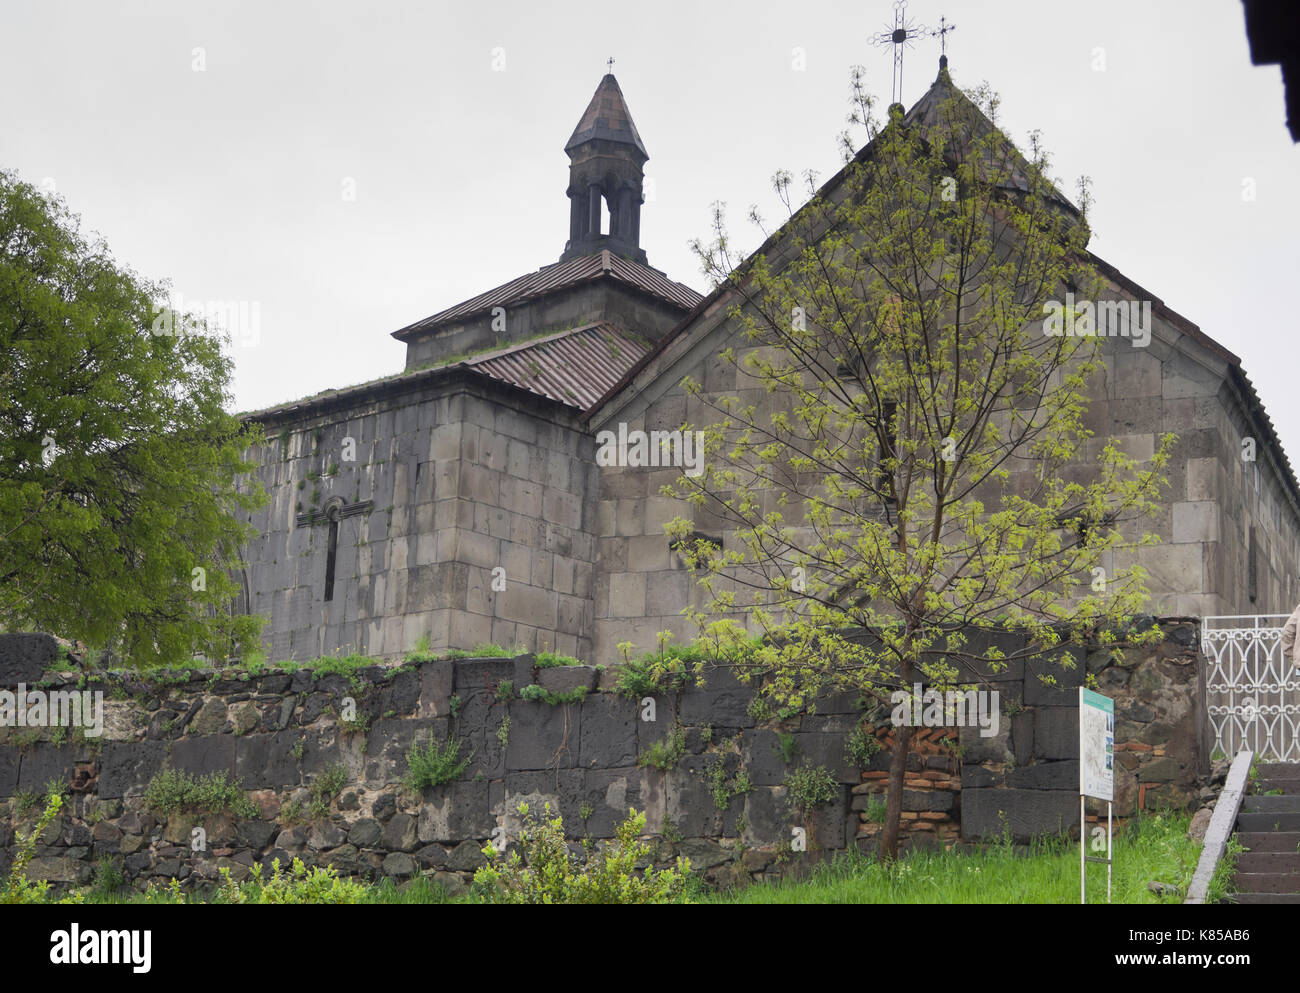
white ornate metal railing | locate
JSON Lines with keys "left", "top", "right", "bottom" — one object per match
{"left": 1202, "top": 614, "right": 1300, "bottom": 762}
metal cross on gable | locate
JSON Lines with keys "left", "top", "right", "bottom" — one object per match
{"left": 871, "top": 3, "right": 956, "bottom": 106}
{"left": 934, "top": 15, "right": 956, "bottom": 58}
{"left": 606, "top": 56, "right": 615, "bottom": 74}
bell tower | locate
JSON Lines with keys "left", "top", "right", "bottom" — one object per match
{"left": 561, "top": 73, "right": 649, "bottom": 265}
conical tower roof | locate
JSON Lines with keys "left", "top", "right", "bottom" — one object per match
{"left": 565, "top": 74, "right": 648, "bottom": 159}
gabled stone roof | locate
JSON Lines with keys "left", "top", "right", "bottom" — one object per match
{"left": 901, "top": 64, "right": 1081, "bottom": 217}
{"left": 582, "top": 63, "right": 1300, "bottom": 518}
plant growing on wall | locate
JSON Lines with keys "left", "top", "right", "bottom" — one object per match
{"left": 472, "top": 804, "right": 691, "bottom": 904}
{"left": 2, "top": 794, "right": 83, "bottom": 905}
{"left": 784, "top": 762, "right": 838, "bottom": 815}
{"left": 402, "top": 731, "right": 471, "bottom": 792}
{"left": 637, "top": 725, "right": 686, "bottom": 771}
{"left": 845, "top": 724, "right": 883, "bottom": 768}
{"left": 665, "top": 67, "right": 1172, "bottom": 860}
{"left": 143, "top": 769, "right": 257, "bottom": 819}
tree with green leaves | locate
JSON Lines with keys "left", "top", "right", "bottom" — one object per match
{"left": 0, "top": 170, "right": 264, "bottom": 667}
{"left": 666, "top": 67, "right": 1174, "bottom": 859}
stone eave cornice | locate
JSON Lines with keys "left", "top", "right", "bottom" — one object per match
{"left": 239, "top": 364, "right": 580, "bottom": 434}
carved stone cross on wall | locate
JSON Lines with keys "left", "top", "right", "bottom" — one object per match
{"left": 296, "top": 497, "right": 373, "bottom": 602}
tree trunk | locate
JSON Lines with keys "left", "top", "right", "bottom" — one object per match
{"left": 878, "top": 723, "right": 912, "bottom": 862}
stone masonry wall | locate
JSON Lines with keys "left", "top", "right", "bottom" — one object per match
{"left": 244, "top": 379, "right": 598, "bottom": 662}
{"left": 0, "top": 623, "right": 1205, "bottom": 894}
{"left": 589, "top": 272, "right": 1300, "bottom": 668}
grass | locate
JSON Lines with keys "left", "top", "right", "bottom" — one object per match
{"left": 283, "top": 653, "right": 379, "bottom": 683}
{"left": 80, "top": 873, "right": 463, "bottom": 905}
{"left": 35, "top": 809, "right": 1219, "bottom": 906}
{"left": 446, "top": 642, "right": 519, "bottom": 660}
{"left": 535, "top": 651, "right": 583, "bottom": 669}
{"left": 704, "top": 811, "right": 1206, "bottom": 904}
{"left": 406, "top": 642, "right": 523, "bottom": 663}
{"left": 69, "top": 811, "right": 1210, "bottom": 904}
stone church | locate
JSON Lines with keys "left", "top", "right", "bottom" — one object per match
{"left": 239, "top": 65, "right": 1300, "bottom": 664}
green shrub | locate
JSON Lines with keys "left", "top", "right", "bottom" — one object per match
{"left": 472, "top": 804, "right": 691, "bottom": 904}
{"left": 535, "top": 651, "right": 583, "bottom": 668}
{"left": 240, "top": 650, "right": 268, "bottom": 677}
{"left": 706, "top": 759, "right": 753, "bottom": 811}
{"left": 614, "top": 634, "right": 767, "bottom": 699}
{"left": 2, "top": 794, "right": 83, "bottom": 905}
{"left": 139, "top": 878, "right": 189, "bottom": 904}
{"left": 784, "top": 762, "right": 839, "bottom": 814}
{"left": 638, "top": 725, "right": 686, "bottom": 771}
{"left": 12, "top": 790, "right": 42, "bottom": 818}
{"left": 519, "top": 683, "right": 588, "bottom": 706}
{"left": 340, "top": 711, "right": 370, "bottom": 735}
{"left": 845, "top": 725, "right": 882, "bottom": 768}
{"left": 143, "top": 769, "right": 257, "bottom": 818}
{"left": 403, "top": 732, "right": 470, "bottom": 792}
{"left": 494, "top": 679, "right": 516, "bottom": 702}
{"left": 308, "top": 764, "right": 348, "bottom": 818}
{"left": 301, "top": 653, "right": 379, "bottom": 684}
{"left": 215, "top": 857, "right": 368, "bottom": 904}
{"left": 613, "top": 654, "right": 692, "bottom": 698}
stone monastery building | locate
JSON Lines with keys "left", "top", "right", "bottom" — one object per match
{"left": 239, "top": 66, "right": 1300, "bottom": 664}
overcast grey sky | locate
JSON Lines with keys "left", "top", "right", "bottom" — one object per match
{"left": 2, "top": 0, "right": 1297, "bottom": 454}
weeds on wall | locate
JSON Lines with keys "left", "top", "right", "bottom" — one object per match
{"left": 844, "top": 725, "right": 883, "bottom": 768}
{"left": 403, "top": 731, "right": 471, "bottom": 793}
{"left": 638, "top": 726, "right": 686, "bottom": 771}
{"left": 519, "top": 684, "right": 588, "bottom": 706}
{"left": 143, "top": 769, "right": 257, "bottom": 819}
{"left": 2, "top": 794, "right": 82, "bottom": 905}
{"left": 308, "top": 765, "right": 348, "bottom": 818}
{"left": 706, "top": 758, "right": 753, "bottom": 811}
{"left": 472, "top": 804, "right": 692, "bottom": 905}
{"left": 784, "top": 762, "right": 839, "bottom": 815}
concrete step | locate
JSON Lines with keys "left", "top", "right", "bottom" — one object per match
{"left": 1238, "top": 831, "right": 1300, "bottom": 852}
{"left": 1236, "top": 811, "right": 1300, "bottom": 832}
{"left": 1258, "top": 778, "right": 1300, "bottom": 793}
{"left": 1231, "top": 872, "right": 1300, "bottom": 894}
{"left": 1229, "top": 892, "right": 1300, "bottom": 904}
{"left": 1241, "top": 795, "right": 1300, "bottom": 812}
{"left": 1237, "top": 852, "right": 1300, "bottom": 873}
{"left": 1258, "top": 763, "right": 1300, "bottom": 778}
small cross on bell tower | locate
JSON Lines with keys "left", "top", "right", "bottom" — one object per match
{"left": 933, "top": 16, "right": 956, "bottom": 70}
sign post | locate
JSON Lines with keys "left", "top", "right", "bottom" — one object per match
{"left": 1079, "top": 687, "right": 1115, "bottom": 904}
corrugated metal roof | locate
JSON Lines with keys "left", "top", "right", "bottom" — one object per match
{"left": 464, "top": 322, "right": 651, "bottom": 411}
{"left": 392, "top": 250, "right": 702, "bottom": 339}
